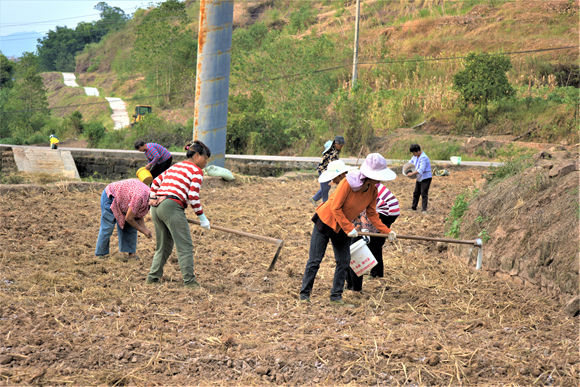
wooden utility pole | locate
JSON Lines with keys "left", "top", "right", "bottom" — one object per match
{"left": 351, "top": 0, "right": 361, "bottom": 89}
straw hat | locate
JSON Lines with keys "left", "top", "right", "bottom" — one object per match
{"left": 319, "top": 160, "right": 357, "bottom": 183}
{"left": 359, "top": 153, "right": 396, "bottom": 182}
{"left": 402, "top": 162, "right": 416, "bottom": 178}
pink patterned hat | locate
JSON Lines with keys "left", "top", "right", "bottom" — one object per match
{"left": 360, "top": 153, "right": 396, "bottom": 182}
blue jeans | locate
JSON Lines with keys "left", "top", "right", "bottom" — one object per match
{"left": 312, "top": 180, "right": 331, "bottom": 203}
{"left": 95, "top": 189, "right": 138, "bottom": 256}
{"left": 300, "top": 224, "right": 351, "bottom": 301}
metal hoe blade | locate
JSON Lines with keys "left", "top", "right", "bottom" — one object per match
{"left": 267, "top": 239, "right": 285, "bottom": 272}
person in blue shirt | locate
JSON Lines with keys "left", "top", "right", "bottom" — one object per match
{"left": 406, "top": 143, "right": 432, "bottom": 213}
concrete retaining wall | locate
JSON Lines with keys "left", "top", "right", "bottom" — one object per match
{"left": 0, "top": 146, "right": 319, "bottom": 179}
{"left": 1, "top": 145, "right": 480, "bottom": 179}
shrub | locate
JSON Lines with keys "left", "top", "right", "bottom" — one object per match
{"left": 84, "top": 122, "right": 107, "bottom": 147}
{"left": 334, "top": 88, "right": 374, "bottom": 154}
{"left": 453, "top": 52, "right": 515, "bottom": 121}
{"left": 287, "top": 5, "right": 318, "bottom": 34}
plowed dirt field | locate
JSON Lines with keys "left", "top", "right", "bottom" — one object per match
{"left": 0, "top": 168, "right": 577, "bottom": 386}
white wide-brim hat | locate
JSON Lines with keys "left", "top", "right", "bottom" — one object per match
{"left": 360, "top": 153, "right": 396, "bottom": 182}
{"left": 319, "top": 160, "right": 357, "bottom": 183}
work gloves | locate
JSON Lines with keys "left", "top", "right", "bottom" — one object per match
{"left": 347, "top": 229, "right": 358, "bottom": 238}
{"left": 198, "top": 214, "right": 211, "bottom": 230}
{"left": 388, "top": 231, "right": 397, "bottom": 241}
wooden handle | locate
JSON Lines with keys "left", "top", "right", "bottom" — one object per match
{"left": 187, "top": 218, "right": 282, "bottom": 245}
{"left": 358, "top": 231, "right": 479, "bottom": 246}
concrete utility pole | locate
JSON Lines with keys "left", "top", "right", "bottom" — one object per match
{"left": 193, "top": 0, "right": 234, "bottom": 167}
{"left": 351, "top": 0, "right": 361, "bottom": 89}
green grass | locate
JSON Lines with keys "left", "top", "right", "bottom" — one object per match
{"left": 61, "top": 0, "right": 579, "bottom": 156}
{"left": 445, "top": 188, "right": 478, "bottom": 238}
{"left": 485, "top": 153, "right": 534, "bottom": 185}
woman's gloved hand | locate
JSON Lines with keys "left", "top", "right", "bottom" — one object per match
{"left": 347, "top": 229, "right": 358, "bottom": 238}
{"left": 388, "top": 230, "right": 397, "bottom": 241}
{"left": 198, "top": 214, "right": 211, "bottom": 230}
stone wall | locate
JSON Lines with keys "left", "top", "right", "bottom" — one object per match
{"left": 69, "top": 150, "right": 188, "bottom": 180}
{"left": 0, "top": 146, "right": 319, "bottom": 179}
{"left": 225, "top": 159, "right": 317, "bottom": 177}
{"left": 0, "top": 147, "right": 17, "bottom": 173}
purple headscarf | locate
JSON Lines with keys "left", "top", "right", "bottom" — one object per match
{"left": 346, "top": 170, "right": 366, "bottom": 192}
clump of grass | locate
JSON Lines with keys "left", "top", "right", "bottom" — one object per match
{"left": 486, "top": 154, "right": 534, "bottom": 185}
{"left": 0, "top": 172, "right": 25, "bottom": 184}
{"left": 445, "top": 188, "right": 479, "bottom": 238}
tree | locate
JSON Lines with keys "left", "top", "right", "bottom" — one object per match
{"left": 94, "top": 2, "right": 129, "bottom": 30}
{"left": 0, "top": 52, "right": 50, "bottom": 140}
{"left": 67, "top": 111, "right": 84, "bottom": 133}
{"left": 453, "top": 52, "right": 515, "bottom": 121}
{"left": 131, "top": 0, "right": 193, "bottom": 104}
{"left": 36, "top": 2, "right": 129, "bottom": 71}
{"left": 0, "top": 52, "right": 15, "bottom": 89}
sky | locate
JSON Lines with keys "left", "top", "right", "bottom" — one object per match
{"left": 0, "top": 0, "right": 151, "bottom": 57}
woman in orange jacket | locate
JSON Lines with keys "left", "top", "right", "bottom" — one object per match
{"left": 299, "top": 153, "right": 397, "bottom": 306}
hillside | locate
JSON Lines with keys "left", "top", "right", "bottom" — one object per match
{"left": 36, "top": 0, "right": 579, "bottom": 156}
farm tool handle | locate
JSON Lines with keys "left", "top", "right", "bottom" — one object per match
{"left": 358, "top": 231, "right": 479, "bottom": 245}
{"left": 358, "top": 232, "right": 484, "bottom": 270}
{"left": 187, "top": 219, "right": 285, "bottom": 272}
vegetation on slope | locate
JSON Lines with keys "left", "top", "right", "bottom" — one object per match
{"left": 2, "top": 0, "right": 578, "bottom": 156}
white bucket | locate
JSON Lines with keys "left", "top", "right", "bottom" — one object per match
{"left": 349, "top": 239, "right": 377, "bottom": 277}
{"left": 450, "top": 156, "right": 461, "bottom": 165}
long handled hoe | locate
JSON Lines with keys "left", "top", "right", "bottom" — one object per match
{"left": 358, "top": 231, "right": 484, "bottom": 270}
{"left": 187, "top": 219, "right": 285, "bottom": 271}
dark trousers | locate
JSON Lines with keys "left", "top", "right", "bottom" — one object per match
{"left": 412, "top": 178, "right": 432, "bottom": 211}
{"left": 300, "top": 224, "right": 351, "bottom": 301}
{"left": 151, "top": 156, "right": 173, "bottom": 179}
{"left": 346, "top": 214, "right": 398, "bottom": 291}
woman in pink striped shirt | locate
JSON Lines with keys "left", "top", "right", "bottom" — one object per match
{"left": 95, "top": 179, "right": 152, "bottom": 259}
{"left": 145, "top": 140, "right": 211, "bottom": 290}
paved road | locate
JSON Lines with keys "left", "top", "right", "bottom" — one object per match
{"left": 1, "top": 145, "right": 503, "bottom": 167}
{"left": 226, "top": 154, "right": 502, "bottom": 167}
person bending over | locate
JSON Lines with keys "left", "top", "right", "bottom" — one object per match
{"left": 134, "top": 140, "right": 173, "bottom": 179}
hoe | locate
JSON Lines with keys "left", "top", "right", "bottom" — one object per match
{"left": 187, "top": 219, "right": 284, "bottom": 271}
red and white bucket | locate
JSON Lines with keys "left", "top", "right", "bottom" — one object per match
{"left": 349, "top": 239, "right": 377, "bottom": 276}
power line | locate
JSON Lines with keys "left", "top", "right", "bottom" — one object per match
{"left": 1, "top": 45, "right": 576, "bottom": 115}
{"left": 0, "top": 6, "right": 140, "bottom": 28}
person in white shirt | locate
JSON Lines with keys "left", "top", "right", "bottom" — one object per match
{"left": 406, "top": 143, "right": 432, "bottom": 213}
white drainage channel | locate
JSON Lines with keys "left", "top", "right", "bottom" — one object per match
{"left": 61, "top": 73, "right": 128, "bottom": 130}
{"left": 105, "top": 97, "right": 131, "bottom": 129}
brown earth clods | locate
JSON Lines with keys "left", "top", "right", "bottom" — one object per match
{"left": 0, "top": 169, "right": 578, "bottom": 386}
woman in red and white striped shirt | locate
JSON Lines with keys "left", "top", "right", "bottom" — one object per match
{"left": 145, "top": 140, "right": 211, "bottom": 290}
{"left": 346, "top": 183, "right": 400, "bottom": 291}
